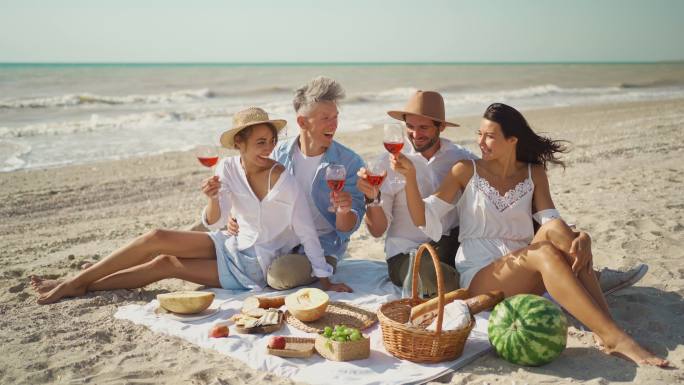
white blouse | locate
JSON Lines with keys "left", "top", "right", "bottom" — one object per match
{"left": 202, "top": 156, "right": 333, "bottom": 279}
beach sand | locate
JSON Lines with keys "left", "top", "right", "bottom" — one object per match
{"left": 1, "top": 99, "right": 683, "bottom": 384}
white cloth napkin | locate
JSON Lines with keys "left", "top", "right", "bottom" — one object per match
{"left": 426, "top": 300, "right": 471, "bottom": 331}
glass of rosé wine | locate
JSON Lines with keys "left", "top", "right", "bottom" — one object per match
{"left": 383, "top": 123, "right": 405, "bottom": 185}
{"left": 325, "top": 164, "right": 346, "bottom": 212}
{"left": 195, "top": 145, "right": 219, "bottom": 170}
{"left": 365, "top": 157, "right": 387, "bottom": 207}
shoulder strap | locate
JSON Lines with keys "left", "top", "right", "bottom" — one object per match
{"left": 267, "top": 163, "right": 279, "bottom": 192}
{"left": 527, "top": 163, "right": 532, "bottom": 179}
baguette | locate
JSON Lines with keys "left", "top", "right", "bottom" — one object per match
{"left": 242, "top": 295, "right": 286, "bottom": 317}
{"left": 408, "top": 288, "right": 469, "bottom": 322}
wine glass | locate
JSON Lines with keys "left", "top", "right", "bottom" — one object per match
{"left": 195, "top": 145, "right": 219, "bottom": 170}
{"left": 383, "top": 123, "right": 405, "bottom": 185}
{"left": 325, "top": 164, "right": 346, "bottom": 212}
{"left": 365, "top": 157, "right": 387, "bottom": 207}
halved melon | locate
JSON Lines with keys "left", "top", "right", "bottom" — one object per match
{"left": 285, "top": 288, "right": 329, "bottom": 322}
{"left": 157, "top": 291, "right": 215, "bottom": 314}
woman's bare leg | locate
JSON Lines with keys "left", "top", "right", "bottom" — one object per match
{"left": 88, "top": 255, "right": 221, "bottom": 290}
{"left": 468, "top": 241, "right": 668, "bottom": 367}
{"left": 35, "top": 230, "right": 216, "bottom": 304}
{"left": 533, "top": 220, "right": 610, "bottom": 315}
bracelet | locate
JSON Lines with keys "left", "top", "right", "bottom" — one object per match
{"left": 364, "top": 191, "right": 381, "bottom": 205}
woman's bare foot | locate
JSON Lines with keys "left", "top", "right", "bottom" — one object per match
{"left": 30, "top": 276, "right": 62, "bottom": 294}
{"left": 604, "top": 334, "right": 669, "bottom": 367}
{"left": 37, "top": 279, "right": 87, "bottom": 304}
{"left": 592, "top": 333, "right": 605, "bottom": 350}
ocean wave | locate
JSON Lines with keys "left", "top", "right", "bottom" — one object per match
{"left": 346, "top": 84, "right": 631, "bottom": 105}
{"left": 618, "top": 79, "right": 684, "bottom": 89}
{"left": 0, "top": 88, "right": 215, "bottom": 109}
{"left": 0, "top": 108, "right": 232, "bottom": 138}
{"left": 346, "top": 87, "right": 419, "bottom": 103}
{"left": 0, "top": 140, "right": 31, "bottom": 172}
{"left": 446, "top": 84, "right": 629, "bottom": 105}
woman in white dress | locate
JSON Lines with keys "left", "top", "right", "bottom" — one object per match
{"left": 33, "top": 107, "right": 351, "bottom": 304}
{"left": 392, "top": 103, "right": 668, "bottom": 367}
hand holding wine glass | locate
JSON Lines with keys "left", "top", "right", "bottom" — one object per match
{"left": 196, "top": 145, "right": 221, "bottom": 200}
{"left": 201, "top": 175, "right": 221, "bottom": 199}
{"left": 325, "top": 164, "right": 346, "bottom": 213}
{"left": 364, "top": 157, "right": 387, "bottom": 206}
{"left": 383, "top": 123, "right": 405, "bottom": 185}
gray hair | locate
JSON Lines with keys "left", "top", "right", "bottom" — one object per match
{"left": 293, "top": 76, "right": 345, "bottom": 116}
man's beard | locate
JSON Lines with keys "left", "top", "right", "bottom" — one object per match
{"left": 409, "top": 136, "right": 439, "bottom": 153}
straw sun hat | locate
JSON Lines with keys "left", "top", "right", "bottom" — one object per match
{"left": 220, "top": 107, "right": 287, "bottom": 148}
{"left": 387, "top": 90, "right": 459, "bottom": 127}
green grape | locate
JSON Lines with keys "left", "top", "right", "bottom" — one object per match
{"left": 335, "top": 336, "right": 347, "bottom": 342}
{"left": 323, "top": 326, "right": 333, "bottom": 337}
{"left": 350, "top": 331, "right": 362, "bottom": 341}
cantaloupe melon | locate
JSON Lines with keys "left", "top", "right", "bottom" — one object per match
{"left": 285, "top": 288, "right": 329, "bottom": 321}
{"left": 157, "top": 291, "right": 215, "bottom": 314}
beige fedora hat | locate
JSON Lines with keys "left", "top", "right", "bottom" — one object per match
{"left": 387, "top": 90, "right": 459, "bottom": 127}
{"left": 220, "top": 107, "right": 287, "bottom": 148}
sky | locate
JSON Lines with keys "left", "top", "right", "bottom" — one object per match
{"left": 0, "top": 0, "right": 682, "bottom": 63}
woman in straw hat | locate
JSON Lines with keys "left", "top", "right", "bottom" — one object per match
{"left": 32, "top": 107, "right": 350, "bottom": 304}
{"left": 392, "top": 103, "right": 668, "bottom": 367}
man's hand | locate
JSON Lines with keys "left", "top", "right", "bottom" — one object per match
{"left": 330, "top": 191, "right": 353, "bottom": 214}
{"left": 319, "top": 277, "right": 353, "bottom": 293}
{"left": 569, "top": 231, "right": 592, "bottom": 274}
{"left": 226, "top": 216, "right": 239, "bottom": 236}
{"left": 389, "top": 153, "right": 415, "bottom": 178}
{"left": 201, "top": 175, "right": 221, "bottom": 199}
{"left": 356, "top": 167, "right": 384, "bottom": 201}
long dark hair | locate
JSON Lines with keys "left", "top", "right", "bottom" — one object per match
{"left": 483, "top": 103, "right": 567, "bottom": 169}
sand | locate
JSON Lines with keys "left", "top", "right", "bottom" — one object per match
{"left": 1, "top": 99, "right": 683, "bottom": 384}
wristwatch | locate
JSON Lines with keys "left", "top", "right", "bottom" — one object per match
{"left": 364, "top": 191, "right": 381, "bottom": 205}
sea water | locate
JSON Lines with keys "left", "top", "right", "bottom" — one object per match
{"left": 1, "top": 63, "right": 683, "bottom": 172}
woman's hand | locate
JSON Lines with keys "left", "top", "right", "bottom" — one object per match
{"left": 226, "top": 217, "right": 239, "bottom": 235}
{"left": 389, "top": 153, "right": 415, "bottom": 179}
{"left": 356, "top": 167, "right": 381, "bottom": 200}
{"left": 319, "top": 277, "right": 353, "bottom": 293}
{"left": 202, "top": 175, "right": 221, "bottom": 199}
{"left": 569, "top": 231, "right": 592, "bottom": 274}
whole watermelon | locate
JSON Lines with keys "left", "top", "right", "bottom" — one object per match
{"left": 488, "top": 294, "right": 568, "bottom": 366}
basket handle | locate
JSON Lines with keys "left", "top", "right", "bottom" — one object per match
{"left": 412, "top": 243, "right": 447, "bottom": 337}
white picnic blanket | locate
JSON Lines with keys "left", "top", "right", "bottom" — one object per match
{"left": 114, "top": 259, "right": 492, "bottom": 385}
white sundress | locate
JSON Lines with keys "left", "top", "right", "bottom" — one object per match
{"left": 453, "top": 160, "right": 535, "bottom": 288}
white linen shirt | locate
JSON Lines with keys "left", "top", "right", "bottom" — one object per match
{"left": 202, "top": 156, "right": 333, "bottom": 279}
{"left": 378, "top": 153, "right": 438, "bottom": 259}
{"left": 407, "top": 137, "right": 477, "bottom": 231}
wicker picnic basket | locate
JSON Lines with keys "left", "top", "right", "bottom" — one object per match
{"left": 377, "top": 243, "right": 500, "bottom": 363}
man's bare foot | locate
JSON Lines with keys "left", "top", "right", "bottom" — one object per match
{"left": 37, "top": 279, "right": 87, "bottom": 304}
{"left": 604, "top": 335, "right": 669, "bottom": 367}
{"left": 30, "top": 276, "right": 62, "bottom": 294}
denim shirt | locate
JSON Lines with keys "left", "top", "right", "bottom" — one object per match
{"left": 272, "top": 137, "right": 366, "bottom": 259}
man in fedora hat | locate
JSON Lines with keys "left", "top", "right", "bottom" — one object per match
{"left": 226, "top": 77, "right": 364, "bottom": 292}
{"left": 357, "top": 90, "right": 476, "bottom": 295}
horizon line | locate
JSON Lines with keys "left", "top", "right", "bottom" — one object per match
{"left": 1, "top": 60, "right": 684, "bottom": 66}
